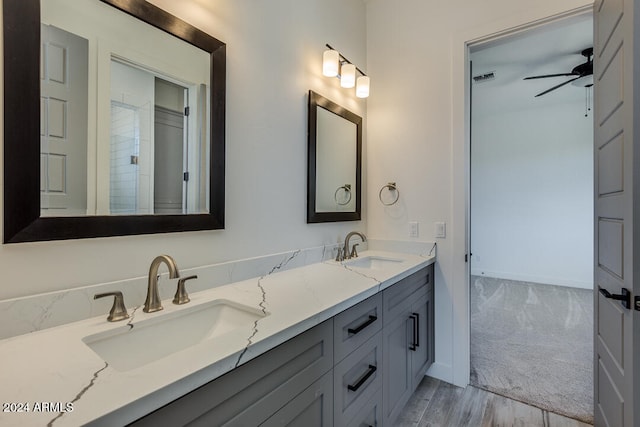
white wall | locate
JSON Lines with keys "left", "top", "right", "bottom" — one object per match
{"left": 471, "top": 102, "right": 594, "bottom": 289}
{"left": 365, "top": 0, "right": 593, "bottom": 385}
{"left": 0, "top": 0, "right": 367, "bottom": 300}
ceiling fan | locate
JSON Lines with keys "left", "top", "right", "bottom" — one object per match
{"left": 523, "top": 47, "right": 593, "bottom": 97}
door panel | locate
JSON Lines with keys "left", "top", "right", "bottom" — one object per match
{"left": 40, "top": 24, "right": 88, "bottom": 215}
{"left": 597, "top": 135, "right": 623, "bottom": 195}
{"left": 153, "top": 106, "right": 185, "bottom": 214}
{"left": 597, "top": 218, "right": 624, "bottom": 278}
{"left": 593, "top": 0, "right": 638, "bottom": 425}
{"left": 597, "top": 292, "right": 625, "bottom": 369}
{"left": 597, "top": 358, "right": 623, "bottom": 427}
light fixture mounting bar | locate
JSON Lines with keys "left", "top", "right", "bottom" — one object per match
{"left": 325, "top": 44, "right": 367, "bottom": 77}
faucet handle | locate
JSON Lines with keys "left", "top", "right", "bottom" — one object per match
{"left": 94, "top": 291, "right": 129, "bottom": 322}
{"left": 173, "top": 275, "right": 197, "bottom": 305}
{"left": 335, "top": 247, "right": 344, "bottom": 262}
{"left": 350, "top": 243, "right": 360, "bottom": 259}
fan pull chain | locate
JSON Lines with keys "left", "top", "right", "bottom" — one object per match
{"left": 585, "top": 86, "right": 592, "bottom": 117}
{"left": 585, "top": 88, "right": 587, "bottom": 117}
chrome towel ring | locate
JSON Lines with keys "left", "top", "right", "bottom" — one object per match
{"left": 379, "top": 182, "right": 399, "bottom": 206}
{"left": 335, "top": 184, "right": 352, "bottom": 205}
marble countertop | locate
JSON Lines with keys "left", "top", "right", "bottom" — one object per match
{"left": 0, "top": 250, "right": 434, "bottom": 427}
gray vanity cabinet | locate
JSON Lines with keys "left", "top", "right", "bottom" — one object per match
{"left": 381, "top": 266, "right": 434, "bottom": 426}
{"left": 131, "top": 263, "right": 434, "bottom": 427}
{"left": 130, "top": 319, "right": 334, "bottom": 426}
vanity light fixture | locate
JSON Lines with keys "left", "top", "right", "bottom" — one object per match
{"left": 356, "top": 76, "right": 370, "bottom": 98}
{"left": 340, "top": 63, "right": 356, "bottom": 88}
{"left": 323, "top": 44, "right": 370, "bottom": 98}
{"left": 323, "top": 49, "right": 340, "bottom": 77}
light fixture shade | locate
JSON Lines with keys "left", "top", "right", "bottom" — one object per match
{"left": 356, "top": 76, "right": 370, "bottom": 98}
{"left": 340, "top": 63, "right": 356, "bottom": 88}
{"left": 323, "top": 50, "right": 339, "bottom": 77}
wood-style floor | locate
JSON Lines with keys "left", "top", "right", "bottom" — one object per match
{"left": 394, "top": 377, "right": 593, "bottom": 427}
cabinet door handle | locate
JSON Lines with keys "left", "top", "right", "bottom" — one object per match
{"left": 413, "top": 312, "right": 420, "bottom": 348}
{"left": 409, "top": 314, "right": 418, "bottom": 351}
{"left": 347, "top": 315, "right": 377, "bottom": 335}
{"left": 347, "top": 365, "right": 377, "bottom": 392}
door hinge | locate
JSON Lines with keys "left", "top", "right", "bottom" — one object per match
{"left": 183, "top": 171, "right": 190, "bottom": 182}
{"left": 465, "top": 254, "right": 468, "bottom": 263}
{"left": 184, "top": 106, "right": 190, "bottom": 116}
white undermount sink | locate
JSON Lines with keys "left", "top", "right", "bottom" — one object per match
{"left": 345, "top": 255, "right": 403, "bottom": 270}
{"left": 82, "top": 299, "right": 267, "bottom": 372}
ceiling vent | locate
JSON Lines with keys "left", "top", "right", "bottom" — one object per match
{"left": 473, "top": 71, "right": 496, "bottom": 83}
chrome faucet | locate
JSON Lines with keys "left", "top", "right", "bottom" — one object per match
{"left": 343, "top": 231, "right": 367, "bottom": 260}
{"left": 144, "top": 255, "right": 180, "bottom": 313}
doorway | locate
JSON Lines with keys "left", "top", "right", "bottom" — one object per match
{"left": 468, "top": 13, "right": 594, "bottom": 424}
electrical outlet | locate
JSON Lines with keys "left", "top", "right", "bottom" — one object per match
{"left": 434, "top": 222, "right": 446, "bottom": 238}
{"left": 409, "top": 221, "right": 419, "bottom": 238}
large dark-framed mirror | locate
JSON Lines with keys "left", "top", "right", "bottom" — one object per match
{"left": 307, "top": 91, "right": 362, "bottom": 223}
{"left": 3, "top": 0, "right": 226, "bottom": 243}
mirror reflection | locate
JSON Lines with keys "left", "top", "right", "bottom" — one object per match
{"left": 307, "top": 91, "right": 362, "bottom": 223}
{"left": 315, "top": 107, "right": 357, "bottom": 212}
{"left": 40, "top": 0, "right": 210, "bottom": 217}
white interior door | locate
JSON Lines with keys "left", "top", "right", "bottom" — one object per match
{"left": 40, "top": 24, "right": 88, "bottom": 215}
{"left": 593, "top": 0, "right": 639, "bottom": 425}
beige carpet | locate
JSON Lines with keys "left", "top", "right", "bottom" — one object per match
{"left": 470, "top": 276, "right": 593, "bottom": 424}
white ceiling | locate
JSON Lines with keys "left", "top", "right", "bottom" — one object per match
{"left": 470, "top": 14, "right": 593, "bottom": 115}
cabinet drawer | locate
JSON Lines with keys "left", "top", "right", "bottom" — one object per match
{"left": 346, "top": 389, "right": 381, "bottom": 427}
{"left": 383, "top": 266, "right": 432, "bottom": 325}
{"left": 131, "top": 319, "right": 334, "bottom": 427}
{"left": 261, "top": 371, "right": 333, "bottom": 427}
{"left": 334, "top": 332, "right": 382, "bottom": 427}
{"left": 334, "top": 293, "right": 382, "bottom": 362}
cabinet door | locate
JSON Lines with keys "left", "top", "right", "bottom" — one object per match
{"left": 261, "top": 371, "right": 333, "bottom": 427}
{"left": 382, "top": 311, "right": 412, "bottom": 425}
{"left": 409, "top": 290, "right": 433, "bottom": 388}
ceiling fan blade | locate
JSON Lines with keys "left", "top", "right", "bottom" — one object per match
{"left": 524, "top": 73, "right": 577, "bottom": 80}
{"left": 534, "top": 76, "right": 580, "bottom": 97}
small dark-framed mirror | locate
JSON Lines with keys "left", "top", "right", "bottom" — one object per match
{"left": 307, "top": 90, "right": 362, "bottom": 223}
{"left": 3, "top": 0, "right": 226, "bottom": 243}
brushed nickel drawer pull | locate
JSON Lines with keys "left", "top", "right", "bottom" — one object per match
{"left": 347, "top": 315, "right": 377, "bottom": 335}
{"left": 347, "top": 365, "right": 377, "bottom": 392}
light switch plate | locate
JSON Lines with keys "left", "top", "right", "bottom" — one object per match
{"left": 434, "top": 222, "right": 446, "bottom": 238}
{"left": 409, "top": 221, "right": 419, "bottom": 238}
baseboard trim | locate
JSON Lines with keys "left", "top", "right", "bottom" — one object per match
{"left": 426, "top": 362, "right": 458, "bottom": 385}
{"left": 470, "top": 269, "right": 593, "bottom": 290}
